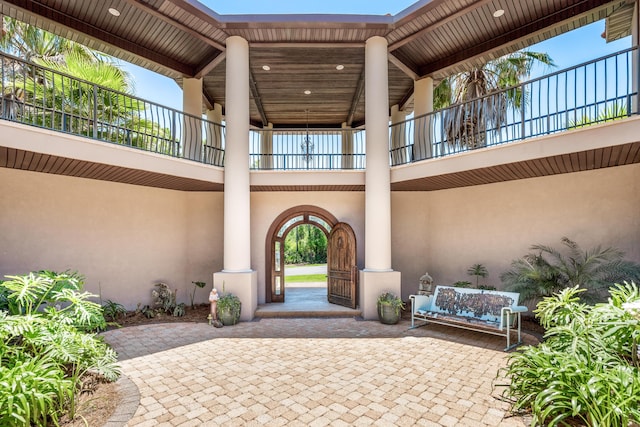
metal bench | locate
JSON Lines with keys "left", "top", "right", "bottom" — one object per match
{"left": 410, "top": 285, "right": 528, "bottom": 351}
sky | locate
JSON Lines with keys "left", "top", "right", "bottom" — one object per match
{"left": 121, "top": 1, "right": 632, "bottom": 112}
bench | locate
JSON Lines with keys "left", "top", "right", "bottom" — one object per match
{"left": 410, "top": 286, "right": 528, "bottom": 351}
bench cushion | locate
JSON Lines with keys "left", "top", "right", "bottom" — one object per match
{"left": 429, "top": 286, "right": 521, "bottom": 324}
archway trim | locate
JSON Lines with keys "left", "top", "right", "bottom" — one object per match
{"left": 265, "top": 205, "right": 339, "bottom": 303}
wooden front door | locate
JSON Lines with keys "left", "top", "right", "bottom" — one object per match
{"left": 327, "top": 222, "right": 358, "bottom": 308}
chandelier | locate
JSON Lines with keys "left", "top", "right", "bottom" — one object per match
{"left": 301, "top": 109, "right": 314, "bottom": 163}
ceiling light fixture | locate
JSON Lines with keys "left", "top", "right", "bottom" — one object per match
{"left": 493, "top": 9, "right": 505, "bottom": 18}
{"left": 336, "top": 64, "right": 344, "bottom": 70}
{"left": 304, "top": 90, "right": 311, "bottom": 95}
{"left": 108, "top": 7, "right": 121, "bottom": 17}
{"left": 262, "top": 65, "right": 271, "bottom": 71}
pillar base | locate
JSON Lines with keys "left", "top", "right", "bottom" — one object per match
{"left": 213, "top": 270, "right": 257, "bottom": 321}
{"left": 359, "top": 270, "right": 402, "bottom": 320}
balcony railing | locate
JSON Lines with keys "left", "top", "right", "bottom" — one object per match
{"left": 390, "top": 47, "right": 639, "bottom": 166}
{"left": 1, "top": 48, "right": 637, "bottom": 172}
{"left": 0, "top": 52, "right": 225, "bottom": 166}
{"left": 250, "top": 128, "right": 365, "bottom": 170}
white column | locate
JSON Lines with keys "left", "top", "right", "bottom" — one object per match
{"left": 390, "top": 104, "right": 407, "bottom": 164}
{"left": 413, "top": 77, "right": 434, "bottom": 160}
{"left": 205, "top": 103, "right": 223, "bottom": 164}
{"left": 365, "top": 36, "right": 392, "bottom": 271}
{"left": 214, "top": 36, "right": 257, "bottom": 321}
{"left": 260, "top": 122, "right": 273, "bottom": 169}
{"left": 341, "top": 122, "right": 354, "bottom": 169}
{"left": 361, "top": 36, "right": 401, "bottom": 320}
{"left": 183, "top": 78, "right": 203, "bottom": 160}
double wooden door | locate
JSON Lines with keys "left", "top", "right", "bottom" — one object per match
{"left": 270, "top": 221, "right": 358, "bottom": 309}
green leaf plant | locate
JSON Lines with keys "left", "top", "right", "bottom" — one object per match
{"left": 497, "top": 282, "right": 640, "bottom": 426}
{"left": 0, "top": 271, "right": 120, "bottom": 425}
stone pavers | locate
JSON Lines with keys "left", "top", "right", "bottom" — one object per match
{"left": 102, "top": 318, "right": 535, "bottom": 426}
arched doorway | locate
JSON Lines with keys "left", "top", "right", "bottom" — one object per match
{"left": 265, "top": 206, "right": 358, "bottom": 308}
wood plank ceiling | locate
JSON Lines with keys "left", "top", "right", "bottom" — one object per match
{"left": 0, "top": 0, "right": 628, "bottom": 127}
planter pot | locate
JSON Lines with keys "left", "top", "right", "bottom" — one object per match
{"left": 377, "top": 302, "right": 401, "bottom": 325}
{"left": 218, "top": 304, "right": 241, "bottom": 326}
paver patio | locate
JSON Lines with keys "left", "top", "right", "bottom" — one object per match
{"left": 102, "top": 318, "right": 536, "bottom": 426}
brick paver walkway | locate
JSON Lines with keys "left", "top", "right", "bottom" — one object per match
{"left": 102, "top": 318, "right": 534, "bottom": 426}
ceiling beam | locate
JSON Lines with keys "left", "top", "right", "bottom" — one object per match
{"left": 163, "top": 0, "right": 226, "bottom": 28}
{"left": 250, "top": 42, "right": 364, "bottom": 49}
{"left": 249, "top": 70, "right": 269, "bottom": 126}
{"left": 1, "top": 0, "right": 193, "bottom": 75}
{"left": 123, "top": 0, "right": 225, "bottom": 51}
{"left": 388, "top": 53, "right": 419, "bottom": 80}
{"left": 388, "top": 0, "right": 494, "bottom": 52}
{"left": 398, "top": 87, "right": 414, "bottom": 112}
{"left": 346, "top": 68, "right": 365, "bottom": 126}
{"left": 420, "top": 0, "right": 613, "bottom": 76}
{"left": 195, "top": 52, "right": 225, "bottom": 78}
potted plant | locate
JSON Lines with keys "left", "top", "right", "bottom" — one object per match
{"left": 377, "top": 292, "right": 405, "bottom": 325}
{"left": 217, "top": 292, "right": 241, "bottom": 326}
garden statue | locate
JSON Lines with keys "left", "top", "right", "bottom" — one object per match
{"left": 209, "top": 288, "right": 219, "bottom": 318}
{"left": 419, "top": 271, "right": 434, "bottom": 295}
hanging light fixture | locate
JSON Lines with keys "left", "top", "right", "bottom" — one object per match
{"left": 301, "top": 109, "right": 314, "bottom": 164}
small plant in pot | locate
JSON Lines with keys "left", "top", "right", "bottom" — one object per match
{"left": 217, "top": 292, "right": 241, "bottom": 326}
{"left": 377, "top": 292, "right": 405, "bottom": 325}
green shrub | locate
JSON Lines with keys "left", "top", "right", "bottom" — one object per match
{"left": 0, "top": 347, "right": 72, "bottom": 427}
{"left": 452, "top": 280, "right": 472, "bottom": 288}
{"left": 190, "top": 281, "right": 206, "bottom": 308}
{"left": 501, "top": 237, "right": 640, "bottom": 304}
{"left": 102, "top": 299, "right": 126, "bottom": 322}
{"left": 499, "top": 282, "right": 640, "bottom": 426}
{"left": 0, "top": 271, "right": 120, "bottom": 424}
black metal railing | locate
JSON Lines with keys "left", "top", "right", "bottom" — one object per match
{"left": 0, "top": 52, "right": 225, "bottom": 166}
{"left": 250, "top": 128, "right": 366, "bottom": 170}
{"left": 2, "top": 48, "right": 637, "bottom": 171}
{"left": 390, "top": 47, "right": 639, "bottom": 166}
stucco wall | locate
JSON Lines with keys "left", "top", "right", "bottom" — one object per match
{"left": 0, "top": 168, "right": 223, "bottom": 309}
{"left": 2, "top": 163, "right": 638, "bottom": 309}
{"left": 392, "top": 163, "right": 640, "bottom": 301}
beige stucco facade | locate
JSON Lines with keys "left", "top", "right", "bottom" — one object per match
{"left": 1, "top": 155, "right": 638, "bottom": 310}
{"left": 0, "top": 167, "right": 224, "bottom": 309}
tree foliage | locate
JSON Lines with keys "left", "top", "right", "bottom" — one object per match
{"left": 501, "top": 237, "right": 640, "bottom": 304}
{"left": 434, "top": 51, "right": 554, "bottom": 149}
{"left": 284, "top": 224, "right": 327, "bottom": 264}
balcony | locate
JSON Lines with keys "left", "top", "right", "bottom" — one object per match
{"left": 1, "top": 48, "right": 639, "bottom": 190}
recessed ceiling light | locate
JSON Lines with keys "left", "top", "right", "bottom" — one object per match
{"left": 336, "top": 64, "right": 344, "bottom": 70}
{"left": 108, "top": 7, "right": 121, "bottom": 17}
{"left": 493, "top": 9, "right": 505, "bottom": 18}
{"left": 304, "top": 90, "right": 311, "bottom": 95}
{"left": 262, "top": 65, "right": 271, "bottom": 71}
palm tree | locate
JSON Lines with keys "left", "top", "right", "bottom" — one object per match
{"left": 467, "top": 263, "right": 488, "bottom": 288}
{"left": 435, "top": 51, "right": 554, "bottom": 149}
{"left": 1, "top": 16, "right": 101, "bottom": 62}
{"left": 501, "top": 237, "right": 640, "bottom": 304}
{"left": 19, "top": 51, "right": 136, "bottom": 138}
